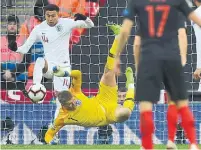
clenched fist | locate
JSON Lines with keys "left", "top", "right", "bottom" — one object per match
{"left": 74, "top": 13, "right": 87, "bottom": 21}
{"left": 193, "top": 68, "right": 201, "bottom": 80}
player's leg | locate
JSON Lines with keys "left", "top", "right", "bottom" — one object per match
{"left": 33, "top": 57, "right": 49, "bottom": 84}
{"left": 100, "top": 23, "right": 123, "bottom": 87}
{"left": 53, "top": 74, "right": 71, "bottom": 119}
{"left": 49, "top": 66, "right": 71, "bottom": 144}
{"left": 102, "top": 24, "right": 134, "bottom": 122}
{"left": 115, "top": 67, "right": 135, "bottom": 122}
{"left": 163, "top": 60, "right": 197, "bottom": 148}
{"left": 166, "top": 94, "right": 178, "bottom": 150}
{"left": 177, "top": 100, "right": 198, "bottom": 149}
{"left": 135, "top": 56, "right": 162, "bottom": 149}
{"left": 100, "top": 39, "right": 118, "bottom": 87}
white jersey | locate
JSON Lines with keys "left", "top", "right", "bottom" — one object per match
{"left": 192, "top": 6, "right": 201, "bottom": 68}
{"left": 17, "top": 17, "right": 94, "bottom": 65}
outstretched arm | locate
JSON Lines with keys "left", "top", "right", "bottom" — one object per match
{"left": 116, "top": 19, "right": 133, "bottom": 56}
{"left": 134, "top": 35, "right": 141, "bottom": 74}
{"left": 71, "top": 14, "right": 94, "bottom": 29}
{"left": 116, "top": 0, "right": 136, "bottom": 56}
{"left": 45, "top": 116, "right": 65, "bottom": 144}
{"left": 133, "top": 20, "right": 141, "bottom": 74}
{"left": 16, "top": 26, "right": 38, "bottom": 54}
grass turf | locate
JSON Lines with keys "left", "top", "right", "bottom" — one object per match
{"left": 1, "top": 144, "right": 201, "bottom": 149}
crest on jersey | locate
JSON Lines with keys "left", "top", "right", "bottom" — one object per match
{"left": 75, "top": 100, "right": 82, "bottom": 106}
{"left": 56, "top": 24, "right": 63, "bottom": 32}
{"left": 41, "top": 34, "right": 48, "bottom": 43}
{"left": 122, "top": 9, "right": 129, "bottom": 17}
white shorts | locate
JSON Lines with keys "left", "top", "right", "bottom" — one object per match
{"left": 43, "top": 61, "right": 71, "bottom": 92}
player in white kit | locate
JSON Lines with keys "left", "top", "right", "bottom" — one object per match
{"left": 15, "top": 4, "right": 94, "bottom": 118}
{"left": 193, "top": 0, "right": 201, "bottom": 91}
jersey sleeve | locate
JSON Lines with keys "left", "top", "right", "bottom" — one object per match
{"left": 70, "top": 70, "right": 82, "bottom": 93}
{"left": 122, "top": 0, "right": 137, "bottom": 21}
{"left": 135, "top": 18, "right": 141, "bottom": 36}
{"left": 177, "top": 12, "right": 187, "bottom": 29}
{"left": 16, "top": 26, "right": 38, "bottom": 54}
{"left": 178, "top": 0, "right": 193, "bottom": 17}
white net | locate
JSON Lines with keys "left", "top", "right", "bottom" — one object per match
{"left": 1, "top": 0, "right": 201, "bottom": 145}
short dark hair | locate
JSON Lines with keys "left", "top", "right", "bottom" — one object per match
{"left": 58, "top": 91, "right": 72, "bottom": 105}
{"left": 44, "top": 4, "right": 59, "bottom": 13}
{"left": 118, "top": 87, "right": 127, "bottom": 92}
{"left": 7, "top": 15, "right": 19, "bottom": 25}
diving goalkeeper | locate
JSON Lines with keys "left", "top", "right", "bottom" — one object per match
{"left": 45, "top": 24, "right": 135, "bottom": 144}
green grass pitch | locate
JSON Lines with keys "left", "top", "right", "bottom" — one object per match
{"left": 1, "top": 144, "right": 201, "bottom": 150}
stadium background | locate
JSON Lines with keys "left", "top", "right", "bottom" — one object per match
{"left": 1, "top": 0, "right": 201, "bottom": 145}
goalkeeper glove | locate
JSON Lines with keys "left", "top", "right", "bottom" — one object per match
{"left": 53, "top": 66, "right": 70, "bottom": 77}
{"left": 8, "top": 41, "right": 18, "bottom": 51}
{"left": 74, "top": 13, "right": 87, "bottom": 21}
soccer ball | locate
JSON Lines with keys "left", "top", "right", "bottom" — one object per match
{"left": 28, "top": 84, "right": 46, "bottom": 103}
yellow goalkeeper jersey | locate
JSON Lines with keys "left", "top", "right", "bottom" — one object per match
{"left": 56, "top": 70, "right": 109, "bottom": 127}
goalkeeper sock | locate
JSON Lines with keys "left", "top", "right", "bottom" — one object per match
{"left": 167, "top": 104, "right": 178, "bottom": 142}
{"left": 33, "top": 57, "right": 45, "bottom": 84}
{"left": 123, "top": 89, "right": 134, "bottom": 111}
{"left": 140, "top": 111, "right": 154, "bottom": 149}
{"left": 110, "top": 38, "right": 118, "bottom": 55}
{"left": 123, "top": 67, "right": 135, "bottom": 111}
{"left": 125, "top": 67, "right": 135, "bottom": 89}
{"left": 179, "top": 106, "right": 196, "bottom": 144}
{"left": 105, "top": 39, "right": 118, "bottom": 70}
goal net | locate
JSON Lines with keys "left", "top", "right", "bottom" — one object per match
{"left": 1, "top": 0, "right": 201, "bottom": 145}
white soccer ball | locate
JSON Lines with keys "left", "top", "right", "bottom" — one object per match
{"left": 28, "top": 84, "right": 46, "bottom": 103}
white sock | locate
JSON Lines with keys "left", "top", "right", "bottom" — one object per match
{"left": 33, "top": 57, "right": 45, "bottom": 84}
{"left": 128, "top": 83, "right": 135, "bottom": 89}
{"left": 198, "top": 82, "right": 201, "bottom": 92}
{"left": 115, "top": 35, "right": 119, "bottom": 39}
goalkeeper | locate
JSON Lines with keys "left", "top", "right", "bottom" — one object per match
{"left": 45, "top": 24, "right": 135, "bottom": 144}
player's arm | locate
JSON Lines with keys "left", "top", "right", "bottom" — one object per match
{"left": 133, "top": 23, "right": 141, "bottom": 73}
{"left": 193, "top": 21, "right": 201, "bottom": 79}
{"left": 70, "top": 14, "right": 94, "bottom": 29}
{"left": 45, "top": 115, "right": 65, "bottom": 144}
{"left": 188, "top": 11, "right": 201, "bottom": 27}
{"left": 116, "top": 0, "right": 136, "bottom": 56}
{"left": 134, "top": 35, "right": 141, "bottom": 73}
{"left": 178, "top": 0, "right": 201, "bottom": 27}
{"left": 70, "top": 70, "right": 82, "bottom": 93}
{"left": 177, "top": 14, "right": 188, "bottom": 66}
{"left": 16, "top": 26, "right": 38, "bottom": 54}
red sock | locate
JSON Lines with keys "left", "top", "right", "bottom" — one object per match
{"left": 167, "top": 105, "right": 178, "bottom": 142}
{"left": 140, "top": 111, "right": 154, "bottom": 149}
{"left": 179, "top": 106, "right": 196, "bottom": 144}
